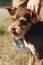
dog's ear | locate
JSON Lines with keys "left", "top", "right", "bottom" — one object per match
{"left": 4, "top": 6, "right": 17, "bottom": 15}
{"left": 31, "top": 12, "right": 40, "bottom": 24}
{"left": 31, "top": 12, "right": 37, "bottom": 24}
{"left": 25, "top": 9, "right": 40, "bottom": 24}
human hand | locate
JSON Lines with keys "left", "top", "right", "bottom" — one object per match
{"left": 27, "top": 0, "right": 41, "bottom": 14}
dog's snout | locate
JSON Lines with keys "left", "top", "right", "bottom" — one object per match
{"left": 10, "top": 27, "right": 16, "bottom": 33}
{"left": 8, "top": 25, "right": 15, "bottom": 31}
{"left": 11, "top": 27, "right": 16, "bottom": 31}
{"left": 11, "top": 27, "right": 15, "bottom": 30}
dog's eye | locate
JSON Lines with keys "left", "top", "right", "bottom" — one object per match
{"left": 24, "top": 13, "right": 31, "bottom": 21}
{"left": 20, "top": 20, "right": 27, "bottom": 25}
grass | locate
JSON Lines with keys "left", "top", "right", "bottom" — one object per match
{"left": 0, "top": 25, "right": 9, "bottom": 35}
{"left": 0, "top": 26, "right": 5, "bottom": 35}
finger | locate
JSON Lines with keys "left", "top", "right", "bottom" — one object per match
{"left": 31, "top": 5, "right": 35, "bottom": 12}
{"left": 27, "top": 2, "right": 31, "bottom": 9}
{"left": 35, "top": 4, "right": 39, "bottom": 14}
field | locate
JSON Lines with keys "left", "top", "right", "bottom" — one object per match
{"left": 0, "top": 6, "right": 43, "bottom": 65}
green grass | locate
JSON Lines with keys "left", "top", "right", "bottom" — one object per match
{"left": 0, "top": 25, "right": 9, "bottom": 35}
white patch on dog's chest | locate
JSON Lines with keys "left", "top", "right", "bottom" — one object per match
{"left": 28, "top": 43, "right": 36, "bottom": 55}
{"left": 24, "top": 40, "right": 36, "bottom": 55}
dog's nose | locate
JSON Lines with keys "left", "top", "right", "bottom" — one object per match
{"left": 8, "top": 26, "right": 16, "bottom": 31}
{"left": 10, "top": 27, "right": 16, "bottom": 33}
{"left": 11, "top": 28, "right": 15, "bottom": 30}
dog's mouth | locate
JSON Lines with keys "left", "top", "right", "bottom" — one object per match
{"left": 10, "top": 28, "right": 18, "bottom": 35}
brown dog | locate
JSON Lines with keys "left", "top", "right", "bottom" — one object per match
{"left": 5, "top": 6, "right": 43, "bottom": 65}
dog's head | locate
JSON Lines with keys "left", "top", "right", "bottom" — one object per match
{"left": 7, "top": 7, "right": 38, "bottom": 37}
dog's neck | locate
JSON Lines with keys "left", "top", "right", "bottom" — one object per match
{"left": 24, "top": 30, "right": 31, "bottom": 42}
{"left": 13, "top": 32, "right": 36, "bottom": 54}
{"left": 13, "top": 30, "right": 29, "bottom": 48}
{"left": 13, "top": 36, "right": 30, "bottom": 52}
